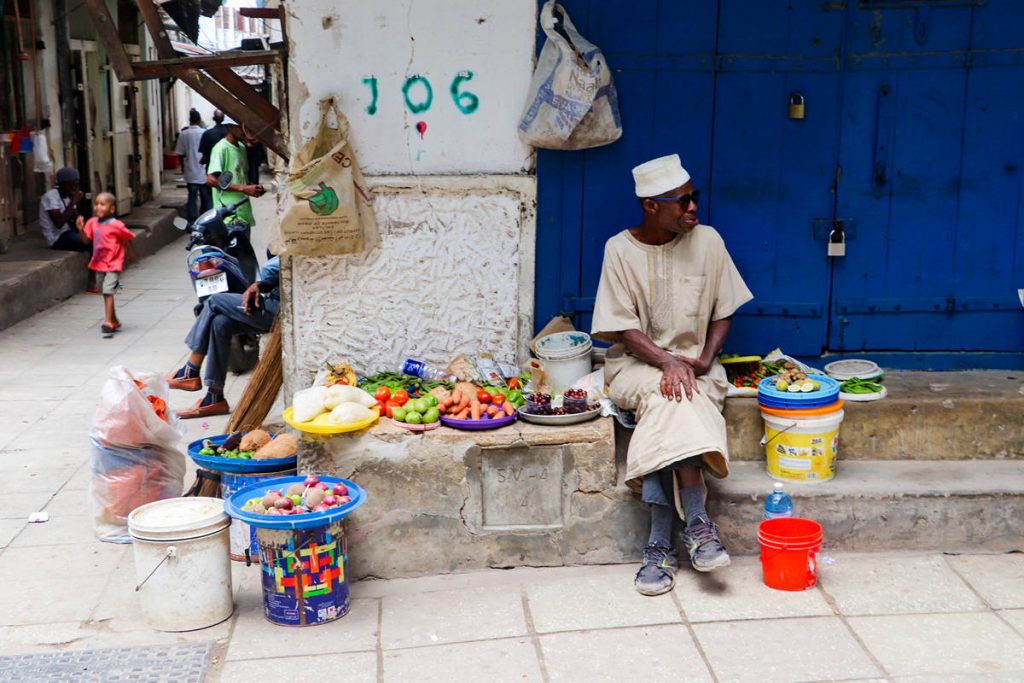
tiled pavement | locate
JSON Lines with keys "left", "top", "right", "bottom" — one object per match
{"left": 1, "top": 193, "right": 1023, "bottom": 681}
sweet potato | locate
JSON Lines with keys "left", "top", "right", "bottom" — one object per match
{"left": 470, "top": 401, "right": 482, "bottom": 420}
{"left": 254, "top": 433, "right": 299, "bottom": 460}
{"left": 486, "top": 404, "right": 499, "bottom": 417}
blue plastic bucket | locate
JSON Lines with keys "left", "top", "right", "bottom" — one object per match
{"left": 255, "top": 520, "right": 350, "bottom": 626}
{"left": 220, "top": 467, "right": 296, "bottom": 561}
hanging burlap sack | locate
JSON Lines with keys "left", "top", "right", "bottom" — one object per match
{"left": 274, "top": 99, "right": 379, "bottom": 256}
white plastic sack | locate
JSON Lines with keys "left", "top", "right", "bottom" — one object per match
{"left": 324, "top": 384, "right": 376, "bottom": 410}
{"left": 292, "top": 385, "right": 328, "bottom": 422}
{"left": 32, "top": 132, "right": 53, "bottom": 174}
{"left": 518, "top": 1, "right": 622, "bottom": 150}
{"left": 89, "top": 367, "right": 185, "bottom": 543}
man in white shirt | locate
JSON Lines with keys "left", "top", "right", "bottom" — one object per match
{"left": 39, "top": 166, "right": 97, "bottom": 291}
{"left": 175, "top": 109, "right": 210, "bottom": 223}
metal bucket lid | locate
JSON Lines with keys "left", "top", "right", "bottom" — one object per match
{"left": 824, "top": 359, "right": 883, "bottom": 381}
{"left": 129, "top": 497, "right": 229, "bottom": 541}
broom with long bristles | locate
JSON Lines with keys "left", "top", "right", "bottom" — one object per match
{"left": 227, "top": 317, "right": 283, "bottom": 433}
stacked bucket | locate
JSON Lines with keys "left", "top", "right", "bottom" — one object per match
{"left": 757, "top": 374, "right": 843, "bottom": 484}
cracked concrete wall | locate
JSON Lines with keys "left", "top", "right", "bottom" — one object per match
{"left": 281, "top": 1, "right": 539, "bottom": 396}
{"left": 298, "top": 420, "right": 646, "bottom": 580}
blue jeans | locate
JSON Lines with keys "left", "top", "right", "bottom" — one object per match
{"left": 184, "top": 292, "right": 278, "bottom": 388}
{"left": 186, "top": 183, "right": 212, "bottom": 224}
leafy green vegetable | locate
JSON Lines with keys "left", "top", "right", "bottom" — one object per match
{"left": 840, "top": 377, "right": 883, "bottom": 394}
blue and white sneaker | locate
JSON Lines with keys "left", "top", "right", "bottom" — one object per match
{"left": 681, "top": 516, "right": 731, "bottom": 572}
{"left": 634, "top": 542, "right": 678, "bottom": 596}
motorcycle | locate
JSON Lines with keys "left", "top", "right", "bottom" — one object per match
{"left": 173, "top": 171, "right": 263, "bottom": 374}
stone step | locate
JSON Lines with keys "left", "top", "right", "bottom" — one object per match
{"left": 709, "top": 460, "right": 1024, "bottom": 555}
{"left": 723, "top": 370, "right": 1023, "bottom": 461}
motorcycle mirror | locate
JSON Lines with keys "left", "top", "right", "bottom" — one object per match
{"left": 217, "top": 171, "right": 233, "bottom": 190}
{"left": 173, "top": 217, "right": 189, "bottom": 231}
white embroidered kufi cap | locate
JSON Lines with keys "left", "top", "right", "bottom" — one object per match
{"left": 632, "top": 154, "right": 691, "bottom": 197}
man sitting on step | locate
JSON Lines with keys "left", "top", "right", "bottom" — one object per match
{"left": 591, "top": 153, "right": 753, "bottom": 596}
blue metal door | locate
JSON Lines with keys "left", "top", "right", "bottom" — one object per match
{"left": 831, "top": 1, "right": 1024, "bottom": 352}
{"left": 534, "top": 0, "right": 1024, "bottom": 361}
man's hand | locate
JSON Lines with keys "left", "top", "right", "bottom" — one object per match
{"left": 676, "top": 355, "right": 712, "bottom": 377}
{"left": 660, "top": 357, "right": 699, "bottom": 402}
{"left": 241, "top": 282, "right": 262, "bottom": 315}
{"left": 70, "top": 190, "right": 84, "bottom": 206}
{"left": 243, "top": 184, "right": 265, "bottom": 198}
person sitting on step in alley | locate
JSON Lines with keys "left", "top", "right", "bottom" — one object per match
{"left": 590, "top": 153, "right": 753, "bottom": 595}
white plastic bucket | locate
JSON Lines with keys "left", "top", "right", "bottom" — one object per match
{"left": 128, "top": 497, "right": 233, "bottom": 632}
{"left": 761, "top": 410, "right": 844, "bottom": 483}
{"left": 535, "top": 332, "right": 593, "bottom": 395}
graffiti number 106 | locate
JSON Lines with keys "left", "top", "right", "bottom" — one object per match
{"left": 361, "top": 71, "right": 479, "bottom": 116}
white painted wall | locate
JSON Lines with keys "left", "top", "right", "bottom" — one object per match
{"left": 285, "top": 0, "right": 535, "bottom": 175}
{"left": 281, "top": 0, "right": 539, "bottom": 392}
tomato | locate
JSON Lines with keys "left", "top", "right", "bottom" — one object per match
{"left": 333, "top": 379, "right": 349, "bottom": 385}
{"left": 392, "top": 389, "right": 410, "bottom": 406}
{"left": 477, "top": 390, "right": 492, "bottom": 404}
{"left": 507, "top": 378, "right": 520, "bottom": 390}
{"left": 374, "top": 386, "right": 391, "bottom": 402}
{"left": 385, "top": 401, "right": 400, "bottom": 418}
{"left": 492, "top": 393, "right": 506, "bottom": 404}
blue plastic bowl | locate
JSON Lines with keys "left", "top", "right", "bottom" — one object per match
{"left": 224, "top": 475, "right": 366, "bottom": 530}
{"left": 187, "top": 433, "right": 297, "bottom": 474}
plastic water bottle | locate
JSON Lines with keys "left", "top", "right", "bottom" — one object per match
{"left": 401, "top": 358, "right": 452, "bottom": 382}
{"left": 764, "top": 482, "right": 794, "bottom": 519}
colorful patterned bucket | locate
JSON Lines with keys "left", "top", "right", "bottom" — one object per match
{"left": 219, "top": 467, "right": 296, "bottom": 561}
{"left": 254, "top": 521, "right": 350, "bottom": 626}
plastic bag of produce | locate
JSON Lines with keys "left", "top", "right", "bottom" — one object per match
{"left": 324, "top": 384, "right": 376, "bottom": 410}
{"left": 89, "top": 438, "right": 185, "bottom": 543}
{"left": 89, "top": 367, "right": 185, "bottom": 543}
{"left": 292, "top": 385, "right": 328, "bottom": 422}
{"left": 517, "top": 2, "right": 622, "bottom": 150}
{"left": 328, "top": 402, "right": 375, "bottom": 425}
{"left": 274, "top": 98, "right": 379, "bottom": 257}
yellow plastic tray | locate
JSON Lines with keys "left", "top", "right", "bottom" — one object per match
{"left": 282, "top": 406, "right": 379, "bottom": 435}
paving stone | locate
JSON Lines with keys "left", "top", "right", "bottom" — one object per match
{"left": 947, "top": 554, "right": 1024, "bottom": 609}
{"left": 694, "top": 616, "right": 882, "bottom": 683}
{"left": 675, "top": 556, "right": 834, "bottom": 622}
{"left": 1001, "top": 610, "right": 1024, "bottom": 638}
{"left": 0, "top": 622, "right": 95, "bottom": 656}
{"left": 0, "top": 542, "right": 124, "bottom": 581}
{"left": 0, "top": 519, "right": 24, "bottom": 548}
{"left": 381, "top": 585, "right": 527, "bottom": 649}
{"left": 849, "top": 612, "right": 1024, "bottom": 676}
{"left": 227, "top": 597, "right": 378, "bottom": 660}
{"left": 383, "top": 637, "right": 542, "bottom": 682}
{"left": 9, "top": 510, "right": 102, "bottom": 547}
{"left": 526, "top": 566, "right": 681, "bottom": 633}
{"left": 221, "top": 652, "right": 376, "bottom": 683}
{"left": 0, "top": 642, "right": 212, "bottom": 682}
{"left": 819, "top": 554, "right": 985, "bottom": 615}
{"left": 0, "top": 575, "right": 109, "bottom": 626}
{"left": 540, "top": 624, "right": 712, "bottom": 682}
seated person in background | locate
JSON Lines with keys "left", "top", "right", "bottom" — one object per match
{"left": 39, "top": 166, "right": 96, "bottom": 291}
{"left": 167, "top": 257, "right": 280, "bottom": 419}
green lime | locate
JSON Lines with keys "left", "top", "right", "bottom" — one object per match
{"left": 405, "top": 411, "right": 423, "bottom": 425}
{"left": 289, "top": 494, "right": 302, "bottom": 506}
{"left": 412, "top": 398, "right": 428, "bottom": 414}
{"left": 423, "top": 407, "right": 440, "bottom": 423}
{"left": 392, "top": 407, "right": 408, "bottom": 422}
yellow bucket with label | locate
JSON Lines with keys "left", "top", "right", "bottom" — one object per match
{"left": 761, "top": 408, "right": 844, "bottom": 483}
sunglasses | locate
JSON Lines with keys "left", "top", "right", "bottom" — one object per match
{"left": 650, "top": 190, "right": 700, "bottom": 208}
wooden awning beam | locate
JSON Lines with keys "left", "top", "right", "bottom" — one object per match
{"left": 126, "top": 50, "right": 281, "bottom": 81}
{"left": 81, "top": 0, "right": 135, "bottom": 81}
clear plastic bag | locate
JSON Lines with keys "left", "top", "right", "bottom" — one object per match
{"left": 89, "top": 367, "right": 185, "bottom": 543}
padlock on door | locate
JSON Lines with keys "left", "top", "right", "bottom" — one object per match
{"left": 788, "top": 92, "right": 805, "bottom": 120}
{"left": 828, "top": 222, "right": 846, "bottom": 257}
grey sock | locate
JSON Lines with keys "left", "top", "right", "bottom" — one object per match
{"left": 648, "top": 503, "right": 675, "bottom": 547}
{"left": 681, "top": 483, "right": 707, "bottom": 528}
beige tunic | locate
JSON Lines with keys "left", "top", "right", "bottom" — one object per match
{"left": 591, "top": 226, "right": 753, "bottom": 480}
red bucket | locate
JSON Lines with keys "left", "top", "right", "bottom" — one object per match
{"left": 758, "top": 517, "right": 823, "bottom": 591}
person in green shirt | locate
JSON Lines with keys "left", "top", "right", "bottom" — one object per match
{"left": 206, "top": 117, "right": 265, "bottom": 228}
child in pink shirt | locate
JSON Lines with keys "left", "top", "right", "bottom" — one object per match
{"left": 77, "top": 193, "right": 136, "bottom": 336}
